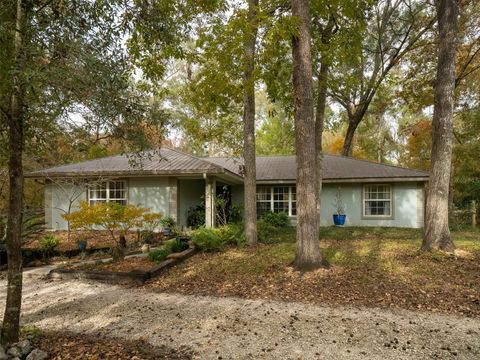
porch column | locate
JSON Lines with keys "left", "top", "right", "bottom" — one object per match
{"left": 205, "top": 177, "right": 216, "bottom": 228}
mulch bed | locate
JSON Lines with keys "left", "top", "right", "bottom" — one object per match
{"left": 143, "top": 240, "right": 480, "bottom": 317}
{"left": 27, "top": 330, "right": 194, "bottom": 359}
{"left": 63, "top": 257, "right": 155, "bottom": 273}
{"left": 24, "top": 230, "right": 163, "bottom": 252}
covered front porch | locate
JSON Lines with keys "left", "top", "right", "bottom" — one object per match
{"left": 176, "top": 176, "right": 243, "bottom": 229}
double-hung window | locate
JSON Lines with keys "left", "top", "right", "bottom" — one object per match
{"left": 363, "top": 184, "right": 392, "bottom": 218}
{"left": 88, "top": 181, "right": 127, "bottom": 205}
{"left": 256, "top": 186, "right": 272, "bottom": 218}
{"left": 256, "top": 185, "right": 296, "bottom": 217}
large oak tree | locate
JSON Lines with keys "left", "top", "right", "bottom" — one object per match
{"left": 421, "top": 0, "right": 458, "bottom": 252}
{"left": 291, "top": 0, "right": 323, "bottom": 270}
{"left": 243, "top": 0, "right": 260, "bottom": 245}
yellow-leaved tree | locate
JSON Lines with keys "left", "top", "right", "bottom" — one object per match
{"left": 63, "top": 201, "right": 151, "bottom": 261}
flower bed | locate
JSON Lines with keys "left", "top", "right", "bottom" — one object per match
{"left": 24, "top": 230, "right": 164, "bottom": 252}
{"left": 49, "top": 245, "right": 197, "bottom": 284}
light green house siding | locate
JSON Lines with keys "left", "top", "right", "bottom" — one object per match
{"left": 177, "top": 179, "right": 205, "bottom": 228}
{"left": 128, "top": 177, "right": 171, "bottom": 216}
{"left": 232, "top": 182, "right": 424, "bottom": 228}
{"left": 46, "top": 177, "right": 176, "bottom": 230}
{"left": 46, "top": 177, "right": 424, "bottom": 230}
{"left": 45, "top": 182, "right": 86, "bottom": 231}
{"left": 318, "top": 182, "right": 424, "bottom": 228}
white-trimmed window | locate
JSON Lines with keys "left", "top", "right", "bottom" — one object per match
{"left": 256, "top": 185, "right": 296, "bottom": 217}
{"left": 88, "top": 181, "right": 127, "bottom": 205}
{"left": 363, "top": 184, "right": 392, "bottom": 217}
{"left": 256, "top": 186, "right": 272, "bottom": 217}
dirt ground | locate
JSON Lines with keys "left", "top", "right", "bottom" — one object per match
{"left": 25, "top": 330, "right": 194, "bottom": 359}
{"left": 1, "top": 276, "right": 479, "bottom": 359}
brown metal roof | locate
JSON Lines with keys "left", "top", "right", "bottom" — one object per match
{"left": 204, "top": 154, "right": 428, "bottom": 182}
{"left": 27, "top": 148, "right": 428, "bottom": 182}
{"left": 27, "top": 148, "right": 229, "bottom": 178}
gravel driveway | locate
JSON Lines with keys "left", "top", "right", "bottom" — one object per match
{"left": 0, "top": 276, "right": 479, "bottom": 359}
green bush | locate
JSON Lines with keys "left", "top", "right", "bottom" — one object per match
{"left": 148, "top": 248, "right": 170, "bottom": 263}
{"left": 260, "top": 212, "right": 289, "bottom": 228}
{"left": 39, "top": 235, "right": 60, "bottom": 256}
{"left": 257, "top": 219, "right": 283, "bottom": 244}
{"left": 160, "top": 216, "right": 176, "bottom": 229}
{"left": 217, "top": 224, "right": 246, "bottom": 247}
{"left": 191, "top": 227, "right": 224, "bottom": 251}
{"left": 186, "top": 204, "right": 205, "bottom": 228}
{"left": 165, "top": 239, "right": 189, "bottom": 253}
{"left": 190, "top": 224, "right": 246, "bottom": 251}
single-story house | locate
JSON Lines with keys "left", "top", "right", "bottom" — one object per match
{"left": 26, "top": 148, "right": 429, "bottom": 230}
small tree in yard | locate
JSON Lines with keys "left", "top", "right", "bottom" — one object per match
{"left": 63, "top": 201, "right": 148, "bottom": 261}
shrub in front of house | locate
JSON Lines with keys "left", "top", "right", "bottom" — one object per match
{"left": 190, "top": 227, "right": 225, "bottom": 251}
{"left": 217, "top": 224, "right": 246, "bottom": 247}
{"left": 148, "top": 248, "right": 170, "bottom": 263}
{"left": 39, "top": 235, "right": 60, "bottom": 258}
{"left": 260, "top": 212, "right": 289, "bottom": 228}
{"left": 257, "top": 219, "right": 284, "bottom": 244}
{"left": 186, "top": 204, "right": 206, "bottom": 228}
{"left": 191, "top": 224, "right": 246, "bottom": 251}
{"left": 165, "top": 238, "right": 189, "bottom": 253}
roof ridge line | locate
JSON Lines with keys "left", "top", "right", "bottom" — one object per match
{"left": 324, "top": 153, "right": 429, "bottom": 174}
{"left": 166, "top": 147, "right": 226, "bottom": 171}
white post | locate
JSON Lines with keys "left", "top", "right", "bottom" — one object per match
{"left": 205, "top": 177, "right": 216, "bottom": 228}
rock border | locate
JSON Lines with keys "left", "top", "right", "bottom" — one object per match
{"left": 48, "top": 247, "right": 197, "bottom": 284}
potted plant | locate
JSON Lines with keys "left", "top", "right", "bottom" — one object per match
{"left": 77, "top": 236, "right": 88, "bottom": 251}
{"left": 332, "top": 187, "right": 346, "bottom": 226}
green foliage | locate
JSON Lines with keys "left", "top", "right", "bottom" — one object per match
{"left": 165, "top": 239, "right": 189, "bottom": 253}
{"left": 160, "top": 216, "right": 176, "bottom": 229}
{"left": 229, "top": 204, "right": 243, "bottom": 224}
{"left": 148, "top": 249, "right": 170, "bottom": 263}
{"left": 217, "top": 224, "right": 246, "bottom": 247}
{"left": 186, "top": 204, "right": 205, "bottom": 228}
{"left": 148, "top": 238, "right": 188, "bottom": 263}
{"left": 191, "top": 227, "right": 224, "bottom": 251}
{"left": 256, "top": 99, "right": 295, "bottom": 156}
{"left": 260, "top": 212, "right": 289, "bottom": 228}
{"left": 257, "top": 219, "right": 284, "bottom": 244}
{"left": 20, "top": 325, "right": 43, "bottom": 339}
{"left": 191, "top": 224, "right": 246, "bottom": 251}
{"left": 0, "top": 210, "right": 44, "bottom": 244}
{"left": 39, "top": 235, "right": 60, "bottom": 257}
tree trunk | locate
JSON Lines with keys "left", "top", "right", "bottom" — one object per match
{"left": 243, "top": 0, "right": 259, "bottom": 246}
{"left": 292, "top": 0, "right": 323, "bottom": 271}
{"left": 1, "top": 0, "right": 26, "bottom": 346}
{"left": 421, "top": 0, "right": 458, "bottom": 253}
{"left": 315, "top": 16, "right": 335, "bottom": 226}
{"left": 342, "top": 113, "right": 363, "bottom": 156}
{"left": 315, "top": 61, "right": 328, "bottom": 226}
{"left": 448, "top": 164, "right": 454, "bottom": 224}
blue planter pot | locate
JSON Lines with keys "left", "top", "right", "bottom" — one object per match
{"left": 333, "top": 214, "right": 346, "bottom": 226}
{"left": 78, "top": 240, "right": 87, "bottom": 251}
